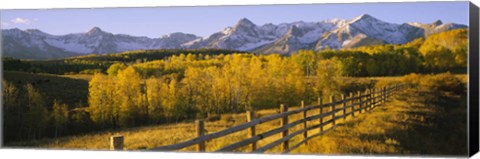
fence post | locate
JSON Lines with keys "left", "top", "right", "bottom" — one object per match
{"left": 110, "top": 135, "right": 124, "bottom": 150}
{"left": 370, "top": 88, "right": 375, "bottom": 109}
{"left": 280, "top": 104, "right": 289, "bottom": 152}
{"left": 246, "top": 111, "right": 256, "bottom": 151}
{"left": 330, "top": 96, "right": 336, "bottom": 126}
{"left": 383, "top": 87, "right": 387, "bottom": 104}
{"left": 342, "top": 94, "right": 346, "bottom": 121}
{"left": 370, "top": 89, "right": 373, "bottom": 108}
{"left": 318, "top": 97, "right": 324, "bottom": 133}
{"left": 363, "top": 90, "right": 367, "bottom": 111}
{"left": 350, "top": 92, "right": 354, "bottom": 117}
{"left": 357, "top": 91, "right": 362, "bottom": 113}
{"left": 365, "top": 89, "right": 370, "bottom": 112}
{"left": 386, "top": 86, "right": 390, "bottom": 99}
{"left": 195, "top": 119, "right": 206, "bottom": 152}
{"left": 385, "top": 86, "right": 388, "bottom": 100}
{"left": 301, "top": 100, "right": 308, "bottom": 144}
{"left": 378, "top": 88, "right": 383, "bottom": 105}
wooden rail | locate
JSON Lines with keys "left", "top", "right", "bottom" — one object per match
{"left": 112, "top": 84, "right": 408, "bottom": 153}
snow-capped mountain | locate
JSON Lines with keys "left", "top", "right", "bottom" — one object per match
{"left": 184, "top": 18, "right": 290, "bottom": 51}
{"left": 1, "top": 27, "right": 200, "bottom": 59}
{"left": 1, "top": 28, "right": 79, "bottom": 59}
{"left": 1, "top": 14, "right": 467, "bottom": 59}
{"left": 254, "top": 20, "right": 343, "bottom": 53}
{"left": 314, "top": 14, "right": 466, "bottom": 50}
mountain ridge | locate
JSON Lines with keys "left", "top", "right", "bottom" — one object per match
{"left": 1, "top": 14, "right": 468, "bottom": 59}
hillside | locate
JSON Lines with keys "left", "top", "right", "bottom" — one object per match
{"left": 2, "top": 71, "right": 89, "bottom": 107}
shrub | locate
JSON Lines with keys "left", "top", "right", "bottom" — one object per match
{"left": 374, "top": 79, "right": 400, "bottom": 89}
{"left": 401, "top": 73, "right": 422, "bottom": 86}
{"left": 419, "top": 73, "right": 464, "bottom": 94}
{"left": 403, "top": 72, "right": 464, "bottom": 94}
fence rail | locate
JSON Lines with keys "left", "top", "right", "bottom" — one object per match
{"left": 112, "top": 84, "right": 408, "bottom": 153}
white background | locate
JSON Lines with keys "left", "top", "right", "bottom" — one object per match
{"left": 0, "top": 0, "right": 479, "bottom": 159}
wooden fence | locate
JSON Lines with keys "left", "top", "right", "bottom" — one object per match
{"left": 111, "top": 84, "right": 408, "bottom": 153}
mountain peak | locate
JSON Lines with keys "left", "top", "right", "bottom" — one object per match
{"left": 236, "top": 18, "right": 256, "bottom": 27}
{"left": 351, "top": 14, "right": 378, "bottom": 23}
{"left": 86, "top": 27, "right": 104, "bottom": 35}
{"left": 432, "top": 20, "right": 443, "bottom": 26}
{"left": 25, "top": 29, "right": 50, "bottom": 36}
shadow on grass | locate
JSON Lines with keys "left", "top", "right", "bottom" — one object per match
{"left": 368, "top": 88, "right": 467, "bottom": 156}
{"left": 292, "top": 87, "right": 467, "bottom": 156}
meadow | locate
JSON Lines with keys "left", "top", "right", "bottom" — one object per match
{"left": 293, "top": 74, "right": 467, "bottom": 155}
{"left": 7, "top": 73, "right": 467, "bottom": 156}
{"left": 1, "top": 29, "right": 469, "bottom": 155}
{"left": 8, "top": 78, "right": 389, "bottom": 152}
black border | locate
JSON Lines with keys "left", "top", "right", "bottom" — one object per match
{"left": 469, "top": 1, "right": 479, "bottom": 157}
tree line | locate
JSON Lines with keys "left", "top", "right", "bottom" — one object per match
{"left": 2, "top": 81, "right": 95, "bottom": 143}
{"left": 88, "top": 54, "right": 345, "bottom": 128}
{"left": 2, "top": 49, "right": 246, "bottom": 75}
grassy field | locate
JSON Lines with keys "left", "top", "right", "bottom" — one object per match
{"left": 11, "top": 102, "right": 341, "bottom": 152}
{"left": 292, "top": 78, "right": 467, "bottom": 156}
{"left": 9, "top": 81, "right": 399, "bottom": 153}
{"left": 6, "top": 73, "right": 467, "bottom": 155}
{"left": 7, "top": 74, "right": 392, "bottom": 151}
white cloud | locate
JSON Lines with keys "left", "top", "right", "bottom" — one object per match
{"left": 11, "top": 17, "right": 31, "bottom": 24}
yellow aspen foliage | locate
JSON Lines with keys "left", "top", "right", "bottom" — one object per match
{"left": 115, "top": 66, "right": 143, "bottom": 127}
{"left": 315, "top": 58, "right": 344, "bottom": 98}
{"left": 88, "top": 73, "right": 116, "bottom": 127}
{"left": 419, "top": 29, "right": 467, "bottom": 70}
{"left": 106, "top": 63, "right": 127, "bottom": 76}
{"left": 146, "top": 77, "right": 163, "bottom": 122}
{"left": 160, "top": 74, "right": 181, "bottom": 120}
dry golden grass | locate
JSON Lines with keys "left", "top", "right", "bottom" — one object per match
{"left": 11, "top": 74, "right": 466, "bottom": 155}
{"left": 9, "top": 76, "right": 402, "bottom": 153}
{"left": 61, "top": 74, "right": 93, "bottom": 81}
{"left": 291, "top": 94, "right": 416, "bottom": 155}
{"left": 291, "top": 81, "right": 467, "bottom": 156}
{"left": 15, "top": 101, "right": 356, "bottom": 153}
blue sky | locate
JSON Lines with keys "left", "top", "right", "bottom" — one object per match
{"left": 0, "top": 1, "right": 469, "bottom": 38}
